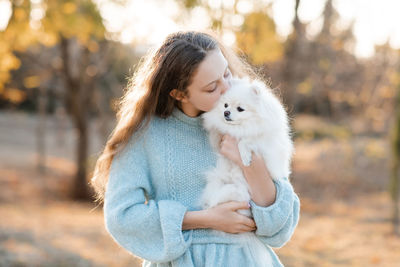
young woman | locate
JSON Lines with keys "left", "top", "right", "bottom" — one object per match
{"left": 91, "top": 31, "right": 300, "bottom": 267}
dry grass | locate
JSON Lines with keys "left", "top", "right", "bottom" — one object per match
{"left": 0, "top": 163, "right": 141, "bottom": 267}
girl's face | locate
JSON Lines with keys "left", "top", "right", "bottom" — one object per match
{"left": 172, "top": 49, "right": 232, "bottom": 117}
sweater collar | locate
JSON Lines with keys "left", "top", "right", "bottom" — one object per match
{"left": 172, "top": 107, "right": 203, "bottom": 127}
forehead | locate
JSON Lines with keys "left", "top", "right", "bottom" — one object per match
{"left": 221, "top": 89, "right": 242, "bottom": 103}
{"left": 221, "top": 82, "right": 250, "bottom": 103}
{"left": 189, "top": 49, "right": 228, "bottom": 89}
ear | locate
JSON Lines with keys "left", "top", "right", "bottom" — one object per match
{"left": 251, "top": 84, "right": 261, "bottom": 96}
{"left": 169, "top": 89, "right": 189, "bottom": 103}
{"left": 251, "top": 80, "right": 266, "bottom": 96}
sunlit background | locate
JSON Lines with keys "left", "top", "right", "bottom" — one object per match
{"left": 2, "top": 0, "right": 399, "bottom": 57}
{"left": 1, "top": 0, "right": 400, "bottom": 266}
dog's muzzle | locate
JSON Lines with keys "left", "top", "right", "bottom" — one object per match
{"left": 224, "top": 111, "right": 232, "bottom": 121}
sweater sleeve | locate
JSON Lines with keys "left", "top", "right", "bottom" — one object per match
{"left": 104, "top": 134, "right": 192, "bottom": 263}
{"left": 249, "top": 177, "right": 300, "bottom": 248}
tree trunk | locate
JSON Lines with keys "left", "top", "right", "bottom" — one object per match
{"left": 390, "top": 86, "right": 400, "bottom": 235}
{"left": 73, "top": 116, "right": 90, "bottom": 200}
{"left": 36, "top": 86, "right": 47, "bottom": 173}
{"left": 391, "top": 160, "right": 399, "bottom": 235}
{"left": 60, "top": 36, "right": 91, "bottom": 200}
{"left": 282, "top": 0, "right": 304, "bottom": 112}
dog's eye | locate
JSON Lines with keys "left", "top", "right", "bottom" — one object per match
{"left": 237, "top": 106, "right": 245, "bottom": 112}
{"left": 224, "top": 103, "right": 228, "bottom": 108}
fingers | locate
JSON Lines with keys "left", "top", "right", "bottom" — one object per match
{"left": 227, "top": 201, "right": 257, "bottom": 229}
{"left": 215, "top": 201, "right": 257, "bottom": 233}
{"left": 220, "top": 134, "right": 236, "bottom": 144}
{"left": 237, "top": 223, "right": 257, "bottom": 233}
{"left": 217, "top": 201, "right": 248, "bottom": 211}
{"left": 225, "top": 222, "right": 255, "bottom": 234}
{"left": 219, "top": 134, "right": 230, "bottom": 147}
{"left": 219, "top": 135, "right": 225, "bottom": 147}
{"left": 221, "top": 134, "right": 236, "bottom": 142}
{"left": 241, "top": 216, "right": 256, "bottom": 229}
{"left": 228, "top": 201, "right": 250, "bottom": 211}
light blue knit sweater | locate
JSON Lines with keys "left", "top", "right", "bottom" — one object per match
{"left": 104, "top": 107, "right": 300, "bottom": 267}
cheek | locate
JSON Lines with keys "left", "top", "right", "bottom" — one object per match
{"left": 203, "top": 93, "right": 222, "bottom": 111}
{"left": 189, "top": 92, "right": 222, "bottom": 112}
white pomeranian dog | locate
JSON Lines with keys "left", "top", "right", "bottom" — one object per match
{"left": 199, "top": 77, "right": 294, "bottom": 266}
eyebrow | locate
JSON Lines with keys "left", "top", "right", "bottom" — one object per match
{"left": 201, "top": 63, "right": 229, "bottom": 89}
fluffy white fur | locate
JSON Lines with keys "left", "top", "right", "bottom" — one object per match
{"left": 199, "top": 77, "right": 294, "bottom": 266}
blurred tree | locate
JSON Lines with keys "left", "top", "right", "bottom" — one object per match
{"left": 0, "top": 0, "right": 36, "bottom": 102}
{"left": 177, "top": 0, "right": 260, "bottom": 36}
{"left": 361, "top": 43, "right": 397, "bottom": 134}
{"left": 390, "top": 75, "right": 400, "bottom": 235}
{"left": 236, "top": 11, "right": 283, "bottom": 65}
{"left": 177, "top": 0, "right": 231, "bottom": 33}
{"left": 281, "top": 0, "right": 306, "bottom": 111}
{"left": 279, "top": 0, "right": 366, "bottom": 120}
{"left": 44, "top": 0, "right": 109, "bottom": 200}
{"left": 177, "top": 0, "right": 284, "bottom": 82}
{"left": 177, "top": 0, "right": 396, "bottom": 131}
{"left": 1, "top": 0, "right": 109, "bottom": 200}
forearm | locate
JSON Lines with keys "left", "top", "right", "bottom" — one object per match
{"left": 241, "top": 155, "right": 276, "bottom": 207}
{"left": 182, "top": 210, "right": 210, "bottom": 230}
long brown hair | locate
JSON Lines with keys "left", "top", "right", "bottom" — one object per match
{"left": 91, "top": 31, "right": 258, "bottom": 202}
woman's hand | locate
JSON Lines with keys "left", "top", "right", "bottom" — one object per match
{"left": 205, "top": 201, "right": 257, "bottom": 234}
{"left": 219, "top": 134, "right": 244, "bottom": 167}
{"left": 218, "top": 134, "right": 276, "bottom": 207}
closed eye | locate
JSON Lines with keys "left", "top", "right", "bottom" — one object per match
{"left": 237, "top": 107, "right": 245, "bottom": 112}
{"left": 206, "top": 87, "right": 216, "bottom": 93}
{"left": 224, "top": 68, "right": 231, "bottom": 78}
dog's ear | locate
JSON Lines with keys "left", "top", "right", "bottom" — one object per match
{"left": 251, "top": 80, "right": 266, "bottom": 96}
{"left": 252, "top": 86, "right": 259, "bottom": 96}
{"left": 251, "top": 84, "right": 262, "bottom": 96}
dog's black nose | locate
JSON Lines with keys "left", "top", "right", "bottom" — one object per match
{"left": 224, "top": 111, "right": 230, "bottom": 117}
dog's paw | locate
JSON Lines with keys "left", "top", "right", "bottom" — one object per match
{"left": 241, "top": 155, "right": 252, "bottom": 166}
{"left": 238, "top": 142, "right": 252, "bottom": 166}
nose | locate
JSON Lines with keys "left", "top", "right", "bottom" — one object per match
{"left": 220, "top": 78, "right": 231, "bottom": 95}
{"left": 224, "top": 111, "right": 230, "bottom": 117}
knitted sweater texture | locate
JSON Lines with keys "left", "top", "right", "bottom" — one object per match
{"left": 104, "top": 108, "right": 300, "bottom": 267}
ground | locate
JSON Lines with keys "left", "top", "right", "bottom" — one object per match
{"left": 0, "top": 112, "right": 399, "bottom": 266}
